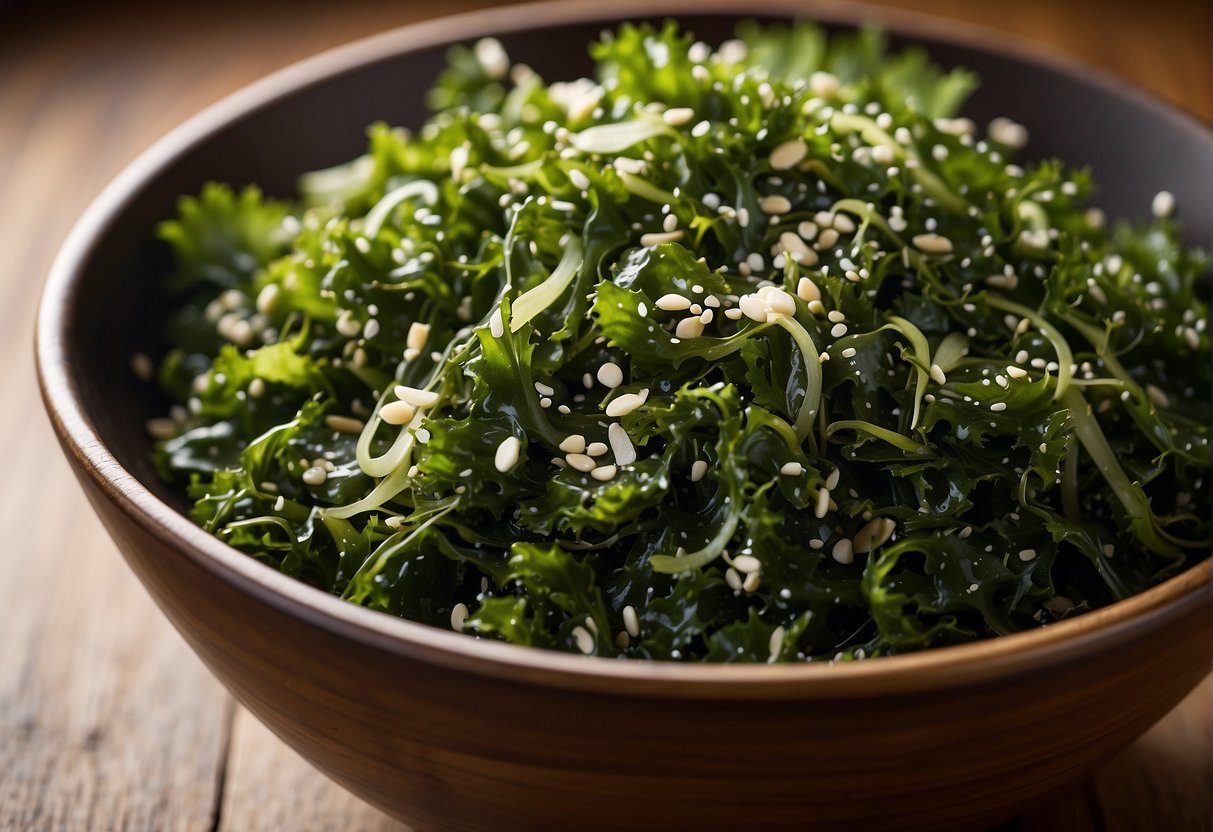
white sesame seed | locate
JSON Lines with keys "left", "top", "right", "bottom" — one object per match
{"left": 769, "top": 138, "right": 808, "bottom": 170}
{"left": 724, "top": 308, "right": 744, "bottom": 320}
{"left": 852, "top": 517, "right": 895, "bottom": 554}
{"left": 572, "top": 626, "right": 595, "bottom": 654}
{"left": 768, "top": 626, "right": 785, "bottom": 662}
{"left": 760, "top": 195, "right": 792, "bottom": 214}
{"left": 335, "top": 310, "right": 361, "bottom": 338}
{"left": 1151, "top": 190, "right": 1176, "bottom": 218}
{"left": 489, "top": 307, "right": 505, "bottom": 338}
{"left": 494, "top": 436, "right": 521, "bottom": 472}
{"left": 394, "top": 385, "right": 440, "bottom": 408}
{"left": 841, "top": 347, "right": 857, "bottom": 358}
{"left": 742, "top": 572, "right": 761, "bottom": 593}
{"left": 605, "top": 389, "right": 649, "bottom": 417}
{"left": 1184, "top": 327, "right": 1200, "bottom": 349}
{"left": 568, "top": 169, "right": 591, "bottom": 190}
{"left": 640, "top": 230, "right": 684, "bottom": 247}
{"left": 380, "top": 400, "right": 416, "bottom": 425}
{"left": 690, "top": 460, "right": 709, "bottom": 482}
{"left": 566, "top": 453, "right": 596, "bottom": 473}
{"left": 780, "top": 461, "right": 804, "bottom": 476}
{"left": 990, "top": 402, "right": 1007, "bottom": 412}
{"left": 302, "top": 466, "right": 327, "bottom": 486}
{"left": 830, "top": 323, "right": 848, "bottom": 338}
{"left": 1102, "top": 543, "right": 1115, "bottom": 559}
{"left": 929, "top": 364, "right": 947, "bottom": 385}
{"left": 559, "top": 434, "right": 586, "bottom": 454}
{"left": 827, "top": 310, "right": 846, "bottom": 323}
{"left": 534, "top": 381, "right": 555, "bottom": 396}
{"left": 663, "top": 106, "right": 695, "bottom": 126}
{"left": 406, "top": 322, "right": 430, "bottom": 352}
{"left": 1146, "top": 384, "right": 1170, "bottom": 409}
{"left": 655, "top": 293, "right": 692, "bottom": 311}
{"left": 608, "top": 423, "right": 636, "bottom": 465}
{"left": 831, "top": 538, "right": 854, "bottom": 564}
{"left": 325, "top": 414, "right": 365, "bottom": 434}
{"left": 623, "top": 605, "right": 640, "bottom": 638}
{"left": 1018, "top": 548, "right": 1037, "bottom": 562}
{"left": 796, "top": 277, "right": 821, "bottom": 303}
{"left": 586, "top": 442, "right": 609, "bottom": 457}
{"left": 912, "top": 233, "right": 954, "bottom": 255}
{"left": 255, "top": 283, "right": 280, "bottom": 315}
{"left": 363, "top": 318, "right": 381, "bottom": 339}
{"left": 450, "top": 603, "right": 469, "bottom": 631}
{"left": 777, "top": 231, "right": 818, "bottom": 265}
{"left": 988, "top": 117, "right": 1029, "bottom": 149}
{"left": 732, "top": 554, "right": 762, "bottom": 574}
{"left": 590, "top": 465, "right": 618, "bottom": 482}
{"left": 815, "top": 487, "right": 830, "bottom": 518}
{"left": 825, "top": 468, "right": 840, "bottom": 490}
{"left": 675, "top": 317, "right": 705, "bottom": 339}
{"left": 597, "top": 362, "right": 624, "bottom": 388}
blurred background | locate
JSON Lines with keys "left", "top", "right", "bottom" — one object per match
{"left": 1, "top": 1, "right": 1209, "bottom": 830}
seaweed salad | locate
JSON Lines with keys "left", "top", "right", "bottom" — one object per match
{"left": 143, "top": 21, "right": 1211, "bottom": 662}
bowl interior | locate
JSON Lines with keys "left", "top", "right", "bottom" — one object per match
{"left": 51, "top": 3, "right": 1213, "bottom": 612}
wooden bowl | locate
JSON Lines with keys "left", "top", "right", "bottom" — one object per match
{"left": 35, "top": 2, "right": 1212, "bottom": 830}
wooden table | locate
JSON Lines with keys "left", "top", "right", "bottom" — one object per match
{"left": 3, "top": 1, "right": 1209, "bottom": 829}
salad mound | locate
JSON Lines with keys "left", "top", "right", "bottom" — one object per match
{"left": 146, "top": 22, "right": 1210, "bottom": 662}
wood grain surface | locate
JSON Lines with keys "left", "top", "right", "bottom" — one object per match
{"left": 4, "top": 1, "right": 1210, "bottom": 829}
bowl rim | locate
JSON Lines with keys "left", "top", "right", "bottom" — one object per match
{"left": 36, "top": 0, "right": 1212, "bottom": 700}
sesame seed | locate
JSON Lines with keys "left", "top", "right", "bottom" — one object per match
{"left": 830, "top": 323, "right": 848, "bottom": 338}
{"left": 325, "top": 415, "right": 365, "bottom": 434}
{"left": 640, "top": 230, "right": 684, "bottom": 247}
{"left": 817, "top": 228, "right": 839, "bottom": 249}
{"left": 586, "top": 442, "right": 609, "bottom": 457}
{"left": 590, "top": 465, "right": 618, "bottom": 482}
{"left": 566, "top": 453, "right": 596, "bottom": 473}
{"left": 597, "top": 362, "right": 624, "bottom": 388}
{"left": 363, "top": 319, "right": 381, "bottom": 339}
{"left": 929, "top": 364, "right": 947, "bottom": 385}
{"left": 495, "top": 436, "right": 521, "bottom": 472}
{"left": 831, "top": 538, "right": 854, "bottom": 564}
{"left": 827, "top": 310, "right": 846, "bottom": 323}
{"left": 1151, "top": 190, "right": 1175, "bottom": 218}
{"left": 724, "top": 308, "right": 744, "bottom": 320}
{"left": 255, "top": 284, "right": 280, "bottom": 315}
{"left": 769, "top": 138, "right": 808, "bottom": 170}
{"left": 1102, "top": 543, "right": 1115, "bottom": 559}
{"left": 988, "top": 117, "right": 1029, "bottom": 149}
{"left": 568, "top": 169, "right": 591, "bottom": 190}
{"left": 605, "top": 389, "right": 649, "bottom": 417}
{"left": 675, "top": 317, "right": 705, "bottom": 339}
{"left": 767, "top": 626, "right": 786, "bottom": 662}
{"left": 623, "top": 605, "right": 640, "bottom": 638}
{"left": 796, "top": 277, "right": 821, "bottom": 303}
{"left": 841, "top": 347, "right": 857, "bottom": 358}
{"left": 335, "top": 310, "right": 361, "bottom": 337}
{"left": 732, "top": 554, "right": 762, "bottom": 574}
{"left": 912, "top": 233, "right": 954, "bottom": 255}
{"left": 662, "top": 106, "right": 695, "bottom": 126}
{"left": 1146, "top": 384, "right": 1170, "bottom": 409}
{"left": 301, "top": 466, "right": 327, "bottom": 486}
{"left": 815, "top": 487, "right": 830, "bottom": 518}
{"left": 742, "top": 572, "right": 761, "bottom": 593}
{"left": 572, "top": 626, "right": 595, "bottom": 654}
{"left": 690, "top": 460, "right": 709, "bottom": 482}
{"left": 380, "top": 400, "right": 416, "bottom": 425}
{"left": 760, "top": 195, "right": 792, "bottom": 214}
{"left": 725, "top": 568, "right": 743, "bottom": 591}
{"left": 825, "top": 468, "right": 841, "bottom": 490}
{"left": 780, "top": 461, "right": 804, "bottom": 476}
{"left": 450, "top": 603, "right": 469, "bottom": 631}
{"left": 1018, "top": 548, "right": 1037, "bottom": 562}
{"left": 489, "top": 307, "right": 505, "bottom": 338}
{"left": 559, "top": 434, "right": 586, "bottom": 454}
{"left": 394, "top": 385, "right": 440, "bottom": 408}
{"left": 655, "top": 293, "right": 692, "bottom": 311}
{"left": 608, "top": 423, "right": 636, "bottom": 465}
{"left": 990, "top": 402, "right": 1007, "bottom": 412}
{"left": 777, "top": 231, "right": 818, "bottom": 265}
